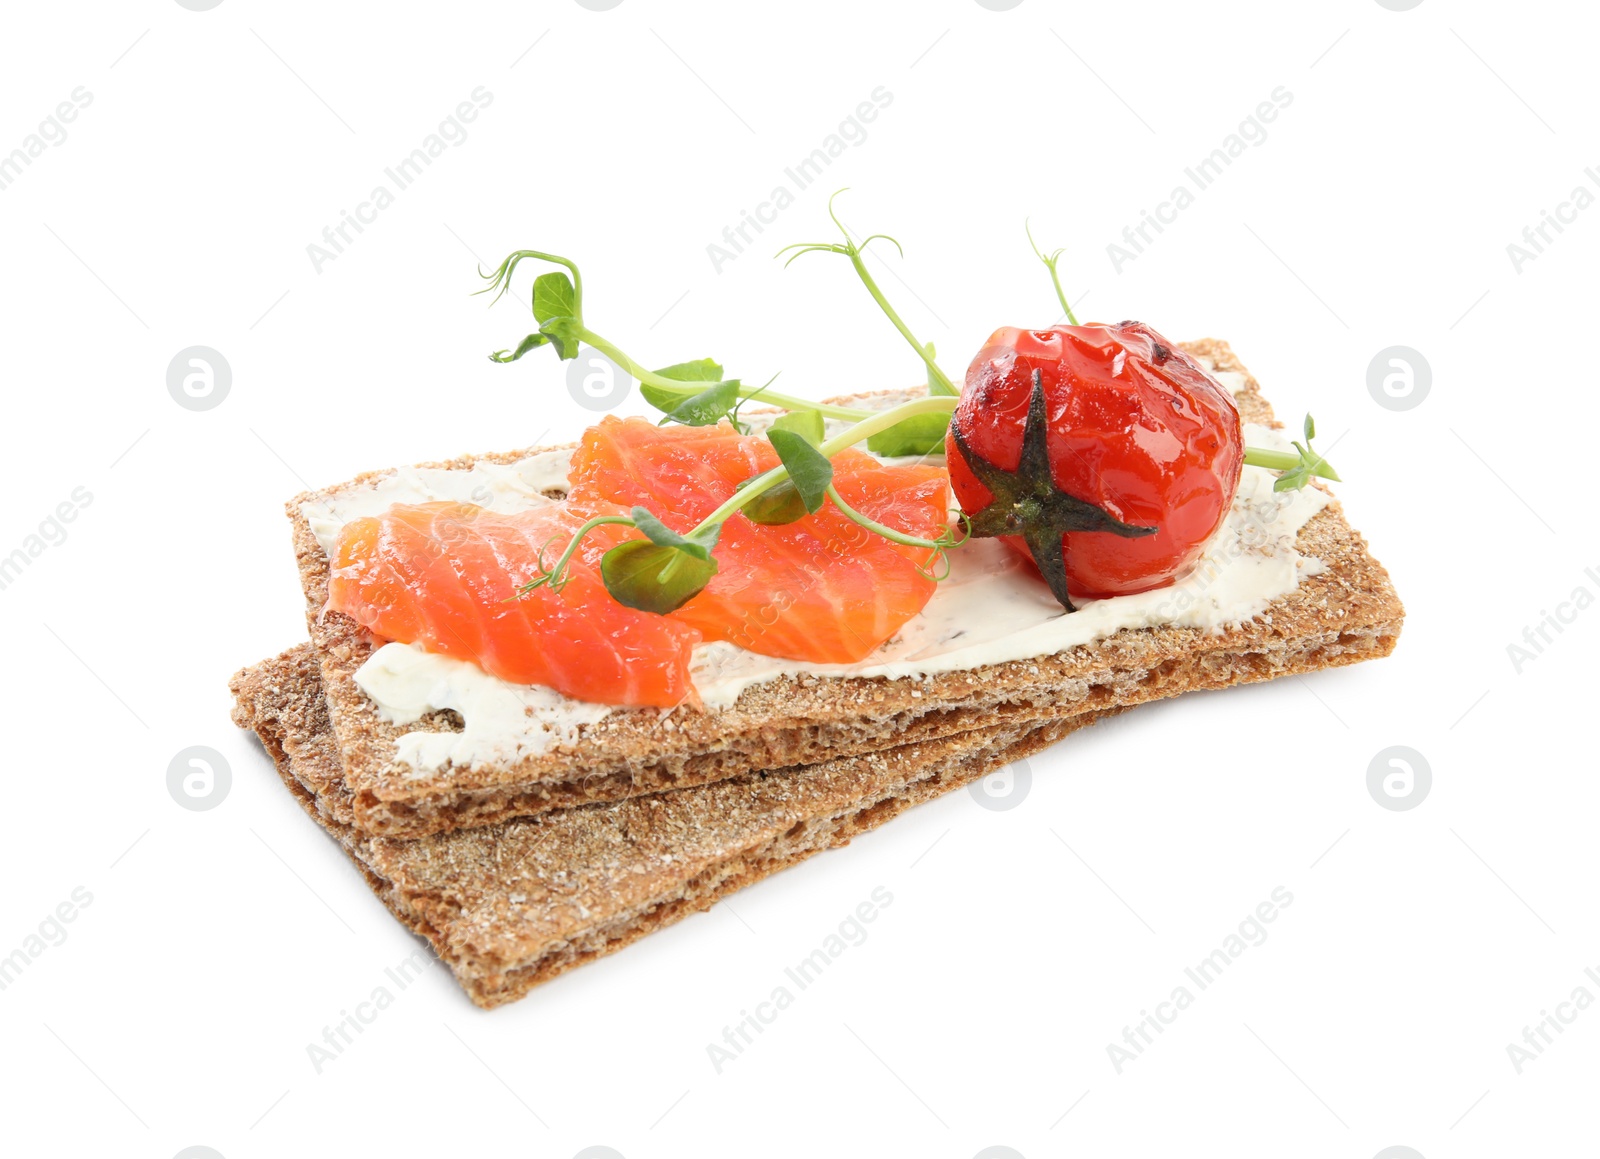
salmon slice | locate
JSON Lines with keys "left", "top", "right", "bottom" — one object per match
{"left": 568, "top": 417, "right": 952, "bottom": 664}
{"left": 326, "top": 500, "right": 701, "bottom": 708}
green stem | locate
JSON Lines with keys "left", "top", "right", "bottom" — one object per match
{"left": 824, "top": 484, "right": 952, "bottom": 550}
{"left": 1243, "top": 446, "right": 1341, "bottom": 481}
{"left": 1025, "top": 222, "right": 1079, "bottom": 327}
{"left": 1045, "top": 257, "right": 1077, "bottom": 326}
{"left": 483, "top": 249, "right": 584, "bottom": 311}
{"left": 844, "top": 248, "right": 959, "bottom": 396}
{"left": 688, "top": 395, "right": 960, "bottom": 536}
{"left": 579, "top": 328, "right": 873, "bottom": 421}
{"left": 513, "top": 513, "right": 637, "bottom": 596}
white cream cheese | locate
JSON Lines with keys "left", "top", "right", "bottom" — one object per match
{"left": 302, "top": 449, "right": 572, "bottom": 557}
{"left": 1212, "top": 368, "right": 1248, "bottom": 394}
{"left": 353, "top": 640, "right": 611, "bottom": 773}
{"left": 316, "top": 366, "right": 1323, "bottom": 772}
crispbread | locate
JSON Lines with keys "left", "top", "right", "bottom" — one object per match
{"left": 288, "top": 340, "right": 1404, "bottom": 837}
{"left": 233, "top": 644, "right": 1107, "bottom": 1008}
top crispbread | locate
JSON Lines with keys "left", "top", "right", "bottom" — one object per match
{"left": 284, "top": 340, "right": 1405, "bottom": 837}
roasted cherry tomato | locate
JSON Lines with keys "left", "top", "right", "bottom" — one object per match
{"left": 945, "top": 321, "right": 1242, "bottom": 606}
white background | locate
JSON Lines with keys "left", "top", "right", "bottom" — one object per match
{"left": 1, "top": 1, "right": 1594, "bottom": 1156}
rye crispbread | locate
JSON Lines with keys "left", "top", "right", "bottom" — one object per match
{"left": 287, "top": 340, "right": 1404, "bottom": 838}
{"left": 233, "top": 644, "right": 1105, "bottom": 1008}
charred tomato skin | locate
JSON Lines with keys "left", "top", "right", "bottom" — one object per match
{"left": 945, "top": 321, "right": 1243, "bottom": 599}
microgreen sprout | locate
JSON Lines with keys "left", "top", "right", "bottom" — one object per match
{"left": 1241, "top": 413, "right": 1341, "bottom": 491}
{"left": 478, "top": 250, "right": 872, "bottom": 424}
{"left": 507, "top": 513, "right": 639, "bottom": 600}
{"left": 776, "top": 190, "right": 959, "bottom": 399}
{"left": 1025, "top": 220, "right": 1079, "bottom": 326}
{"left": 825, "top": 485, "right": 973, "bottom": 581}
{"left": 504, "top": 199, "right": 1349, "bottom": 617}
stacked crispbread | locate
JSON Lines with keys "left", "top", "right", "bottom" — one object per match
{"left": 230, "top": 339, "right": 1403, "bottom": 1008}
{"left": 233, "top": 644, "right": 1111, "bottom": 1006}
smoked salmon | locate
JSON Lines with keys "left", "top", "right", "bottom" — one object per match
{"left": 569, "top": 417, "right": 950, "bottom": 664}
{"left": 327, "top": 500, "right": 701, "bottom": 707}
{"left": 327, "top": 418, "right": 953, "bottom": 707}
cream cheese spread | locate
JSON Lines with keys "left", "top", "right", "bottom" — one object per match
{"left": 312, "top": 363, "right": 1319, "bottom": 773}
{"left": 352, "top": 641, "right": 610, "bottom": 772}
{"left": 304, "top": 449, "right": 572, "bottom": 557}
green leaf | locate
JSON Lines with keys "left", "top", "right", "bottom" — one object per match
{"left": 1273, "top": 467, "right": 1309, "bottom": 493}
{"left": 629, "top": 506, "right": 721, "bottom": 560}
{"left": 767, "top": 429, "right": 833, "bottom": 513}
{"left": 601, "top": 541, "right": 718, "bottom": 614}
{"left": 531, "top": 272, "right": 578, "bottom": 323}
{"left": 640, "top": 359, "right": 725, "bottom": 413}
{"left": 742, "top": 480, "right": 810, "bottom": 526}
{"left": 654, "top": 358, "right": 724, "bottom": 383}
{"left": 770, "top": 409, "right": 825, "bottom": 446}
{"left": 745, "top": 420, "right": 832, "bottom": 523}
{"left": 1303, "top": 413, "right": 1316, "bottom": 442}
{"left": 866, "top": 411, "right": 950, "bottom": 458}
{"left": 660, "top": 379, "right": 741, "bottom": 427}
{"left": 538, "top": 315, "right": 583, "bottom": 360}
{"left": 489, "top": 332, "right": 551, "bottom": 363}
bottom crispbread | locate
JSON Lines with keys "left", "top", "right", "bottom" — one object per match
{"left": 235, "top": 644, "right": 1109, "bottom": 1009}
